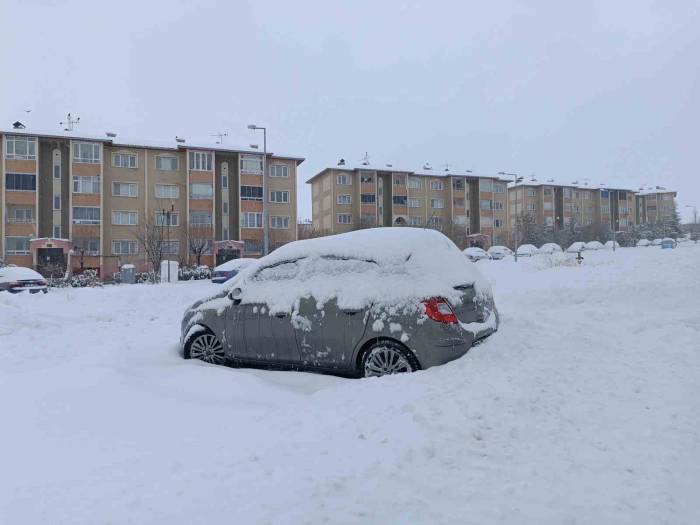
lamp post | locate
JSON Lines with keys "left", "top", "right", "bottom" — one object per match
{"left": 248, "top": 124, "right": 268, "bottom": 255}
{"left": 162, "top": 203, "right": 174, "bottom": 282}
{"left": 498, "top": 171, "right": 523, "bottom": 261}
{"left": 686, "top": 205, "right": 698, "bottom": 243}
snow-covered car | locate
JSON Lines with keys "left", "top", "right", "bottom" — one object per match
{"left": 636, "top": 239, "right": 651, "bottom": 247}
{"left": 516, "top": 244, "right": 539, "bottom": 257}
{"left": 585, "top": 241, "right": 604, "bottom": 250}
{"left": 211, "top": 258, "right": 257, "bottom": 284}
{"left": 539, "top": 243, "right": 563, "bottom": 254}
{"left": 0, "top": 266, "right": 48, "bottom": 294}
{"left": 651, "top": 238, "right": 663, "bottom": 246}
{"left": 605, "top": 240, "right": 620, "bottom": 249}
{"left": 181, "top": 228, "right": 499, "bottom": 378}
{"left": 566, "top": 241, "right": 587, "bottom": 253}
{"left": 487, "top": 245, "right": 513, "bottom": 260}
{"left": 463, "top": 247, "right": 491, "bottom": 262}
{"left": 661, "top": 238, "right": 676, "bottom": 249}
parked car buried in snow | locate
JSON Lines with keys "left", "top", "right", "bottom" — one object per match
{"left": 539, "top": 243, "right": 563, "bottom": 254}
{"left": 463, "top": 247, "right": 491, "bottom": 262}
{"left": 516, "top": 244, "right": 539, "bottom": 257}
{"left": 0, "top": 266, "right": 48, "bottom": 294}
{"left": 487, "top": 245, "right": 513, "bottom": 260}
{"left": 211, "top": 258, "right": 257, "bottom": 284}
{"left": 181, "top": 228, "right": 499, "bottom": 378}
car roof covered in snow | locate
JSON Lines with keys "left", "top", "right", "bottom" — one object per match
{"left": 0, "top": 266, "right": 44, "bottom": 282}
{"left": 227, "top": 227, "right": 491, "bottom": 314}
{"left": 463, "top": 247, "right": 487, "bottom": 254}
{"left": 214, "top": 258, "right": 258, "bottom": 272}
{"left": 488, "top": 245, "right": 511, "bottom": 252}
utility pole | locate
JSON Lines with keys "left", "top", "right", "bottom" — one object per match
{"left": 248, "top": 124, "right": 268, "bottom": 255}
{"left": 686, "top": 205, "right": 698, "bottom": 243}
{"left": 499, "top": 171, "right": 522, "bottom": 261}
{"left": 163, "top": 204, "right": 174, "bottom": 282}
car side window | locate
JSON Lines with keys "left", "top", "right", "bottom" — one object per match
{"left": 251, "top": 260, "right": 300, "bottom": 282}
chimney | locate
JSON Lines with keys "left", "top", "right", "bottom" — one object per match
{"left": 337, "top": 158, "right": 346, "bottom": 166}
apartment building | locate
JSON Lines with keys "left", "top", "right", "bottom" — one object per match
{"left": 0, "top": 129, "right": 303, "bottom": 276}
{"left": 507, "top": 178, "right": 640, "bottom": 239}
{"left": 308, "top": 161, "right": 509, "bottom": 246}
{"left": 635, "top": 186, "right": 677, "bottom": 225}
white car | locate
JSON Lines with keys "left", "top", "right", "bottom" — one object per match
{"left": 636, "top": 239, "right": 651, "bottom": 247}
{"left": 0, "top": 266, "right": 48, "bottom": 294}
{"left": 585, "top": 241, "right": 604, "bottom": 250}
{"left": 487, "top": 246, "right": 513, "bottom": 260}
{"left": 566, "top": 241, "right": 587, "bottom": 253}
{"left": 651, "top": 238, "right": 663, "bottom": 246}
{"left": 539, "top": 243, "right": 563, "bottom": 254}
{"left": 463, "top": 247, "right": 491, "bottom": 262}
{"left": 211, "top": 258, "right": 258, "bottom": 284}
{"left": 516, "top": 244, "right": 539, "bottom": 257}
{"left": 605, "top": 240, "right": 620, "bottom": 249}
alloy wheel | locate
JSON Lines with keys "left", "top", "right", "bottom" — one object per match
{"left": 363, "top": 346, "right": 414, "bottom": 377}
{"left": 188, "top": 333, "right": 225, "bottom": 364}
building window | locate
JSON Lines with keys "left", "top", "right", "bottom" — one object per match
{"left": 73, "top": 176, "right": 100, "bottom": 194}
{"left": 408, "top": 178, "right": 423, "bottom": 190}
{"left": 5, "top": 173, "right": 36, "bottom": 191}
{"left": 241, "top": 212, "right": 263, "bottom": 228}
{"left": 527, "top": 203, "right": 536, "bottom": 211}
{"left": 270, "top": 190, "right": 289, "bottom": 203}
{"left": 481, "top": 216, "right": 493, "bottom": 227}
{"left": 189, "top": 151, "right": 213, "bottom": 171}
{"left": 361, "top": 193, "right": 376, "bottom": 204}
{"left": 159, "top": 240, "right": 179, "bottom": 255}
{"left": 545, "top": 216, "right": 554, "bottom": 226}
{"left": 428, "top": 216, "right": 442, "bottom": 229}
{"left": 618, "top": 191, "right": 627, "bottom": 200}
{"left": 430, "top": 198, "right": 444, "bottom": 209}
{"left": 494, "top": 201, "right": 504, "bottom": 210}
{"left": 526, "top": 189, "right": 535, "bottom": 197}
{"left": 240, "top": 185, "right": 263, "bottom": 201}
{"left": 74, "top": 237, "right": 100, "bottom": 255}
{"left": 409, "top": 216, "right": 422, "bottom": 226}
{"left": 563, "top": 188, "right": 572, "bottom": 198}
{"left": 54, "top": 196, "right": 61, "bottom": 210}
{"left": 155, "top": 155, "right": 178, "bottom": 171}
{"left": 72, "top": 207, "right": 100, "bottom": 224}
{"left": 480, "top": 200, "right": 492, "bottom": 210}
{"left": 454, "top": 215, "right": 466, "bottom": 225}
{"left": 223, "top": 228, "right": 229, "bottom": 240}
{"left": 155, "top": 212, "right": 179, "bottom": 226}
{"left": 53, "top": 225, "right": 61, "bottom": 238}
{"left": 244, "top": 239, "right": 263, "bottom": 254}
{"left": 112, "top": 152, "right": 137, "bottom": 168}
{"left": 72, "top": 142, "right": 101, "bottom": 164}
{"left": 544, "top": 202, "right": 553, "bottom": 210}
{"left": 494, "top": 219, "right": 504, "bottom": 228}
{"left": 240, "top": 155, "right": 263, "bottom": 174}
{"left": 270, "top": 164, "right": 289, "bottom": 177}
{"left": 452, "top": 178, "right": 465, "bottom": 190}
{"left": 494, "top": 184, "right": 506, "bottom": 194}
{"left": 392, "top": 195, "right": 408, "bottom": 206}
{"left": 430, "top": 180, "right": 443, "bottom": 191}
{"left": 9, "top": 208, "right": 33, "bottom": 223}
{"left": 479, "top": 179, "right": 493, "bottom": 192}
{"left": 5, "top": 237, "right": 31, "bottom": 254}
{"left": 543, "top": 188, "right": 552, "bottom": 196}
{"left": 408, "top": 198, "right": 422, "bottom": 208}
{"left": 337, "top": 194, "right": 352, "bottom": 205}
{"left": 337, "top": 174, "right": 351, "bottom": 185}
{"left": 189, "top": 182, "right": 213, "bottom": 199}
{"left": 360, "top": 172, "right": 373, "bottom": 183}
{"left": 393, "top": 175, "right": 406, "bottom": 185}
{"left": 222, "top": 201, "right": 229, "bottom": 215}
{"left": 190, "top": 211, "right": 213, "bottom": 226}
{"left": 112, "top": 182, "right": 137, "bottom": 197}
{"left": 337, "top": 213, "right": 352, "bottom": 224}
{"left": 112, "top": 240, "right": 137, "bottom": 255}
{"left": 5, "top": 136, "right": 36, "bottom": 160}
{"left": 53, "top": 166, "right": 61, "bottom": 179}
{"left": 111, "top": 210, "right": 138, "bottom": 226}
{"left": 270, "top": 215, "right": 290, "bottom": 229}
{"left": 155, "top": 184, "right": 179, "bottom": 199}
{"left": 222, "top": 174, "right": 228, "bottom": 189}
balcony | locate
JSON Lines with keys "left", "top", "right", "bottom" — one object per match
{"left": 6, "top": 217, "right": 35, "bottom": 224}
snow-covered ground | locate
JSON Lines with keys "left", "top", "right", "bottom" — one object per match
{"left": 1, "top": 246, "right": 699, "bottom": 524}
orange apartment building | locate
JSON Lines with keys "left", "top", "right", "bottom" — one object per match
{"left": 0, "top": 128, "right": 303, "bottom": 276}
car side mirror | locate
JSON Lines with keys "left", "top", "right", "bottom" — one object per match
{"left": 228, "top": 287, "right": 242, "bottom": 305}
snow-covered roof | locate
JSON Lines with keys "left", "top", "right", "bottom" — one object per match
{"left": 308, "top": 161, "right": 510, "bottom": 183}
{"left": 0, "top": 127, "right": 304, "bottom": 162}
{"left": 228, "top": 227, "right": 491, "bottom": 314}
{"left": 507, "top": 176, "right": 636, "bottom": 192}
{"left": 636, "top": 186, "right": 676, "bottom": 196}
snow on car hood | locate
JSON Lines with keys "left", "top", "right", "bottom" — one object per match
{"left": 213, "top": 257, "right": 258, "bottom": 273}
{"left": 0, "top": 266, "right": 44, "bottom": 282}
{"left": 228, "top": 228, "right": 492, "bottom": 314}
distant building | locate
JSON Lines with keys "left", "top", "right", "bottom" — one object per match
{"left": 635, "top": 186, "right": 677, "bottom": 225}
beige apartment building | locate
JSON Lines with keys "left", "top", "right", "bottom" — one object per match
{"left": 308, "top": 160, "right": 510, "bottom": 247}
{"left": 0, "top": 129, "right": 303, "bottom": 276}
{"left": 635, "top": 186, "right": 677, "bottom": 225}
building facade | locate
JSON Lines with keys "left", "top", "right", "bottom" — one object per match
{"left": 635, "top": 187, "right": 677, "bottom": 225}
{"left": 1, "top": 130, "right": 303, "bottom": 276}
{"left": 308, "top": 162, "right": 510, "bottom": 247}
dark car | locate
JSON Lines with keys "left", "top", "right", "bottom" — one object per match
{"left": 211, "top": 258, "right": 257, "bottom": 284}
{"left": 0, "top": 266, "right": 48, "bottom": 294}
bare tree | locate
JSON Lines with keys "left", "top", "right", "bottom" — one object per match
{"left": 132, "top": 218, "right": 166, "bottom": 276}
{"left": 187, "top": 225, "right": 212, "bottom": 267}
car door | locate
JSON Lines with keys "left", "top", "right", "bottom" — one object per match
{"left": 295, "top": 296, "right": 369, "bottom": 371}
{"left": 224, "top": 301, "right": 246, "bottom": 359}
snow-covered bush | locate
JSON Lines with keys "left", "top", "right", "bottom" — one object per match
{"left": 48, "top": 269, "right": 103, "bottom": 288}
{"left": 179, "top": 266, "right": 211, "bottom": 281}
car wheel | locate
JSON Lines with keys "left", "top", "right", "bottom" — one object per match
{"left": 184, "top": 328, "right": 226, "bottom": 365}
{"left": 361, "top": 340, "right": 419, "bottom": 378}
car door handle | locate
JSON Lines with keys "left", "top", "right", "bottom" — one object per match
{"left": 342, "top": 310, "right": 361, "bottom": 315}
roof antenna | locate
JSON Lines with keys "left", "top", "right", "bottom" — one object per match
{"left": 361, "top": 152, "right": 370, "bottom": 166}
{"left": 443, "top": 163, "right": 450, "bottom": 172}
{"left": 210, "top": 131, "right": 228, "bottom": 145}
{"left": 60, "top": 113, "right": 80, "bottom": 132}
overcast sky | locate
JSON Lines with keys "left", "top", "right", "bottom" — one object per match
{"left": 1, "top": 0, "right": 698, "bottom": 221}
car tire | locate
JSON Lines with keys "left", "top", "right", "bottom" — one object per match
{"left": 361, "top": 340, "right": 420, "bottom": 378}
{"left": 183, "top": 326, "right": 226, "bottom": 365}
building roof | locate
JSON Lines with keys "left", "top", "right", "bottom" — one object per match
{"left": 507, "top": 176, "right": 636, "bottom": 192}
{"left": 0, "top": 127, "right": 304, "bottom": 163}
{"left": 635, "top": 185, "right": 676, "bottom": 196}
{"left": 306, "top": 160, "right": 510, "bottom": 183}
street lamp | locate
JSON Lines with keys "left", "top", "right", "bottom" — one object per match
{"left": 498, "top": 171, "right": 523, "bottom": 261}
{"left": 248, "top": 124, "right": 268, "bottom": 255}
{"left": 162, "top": 203, "right": 174, "bottom": 282}
{"left": 686, "top": 205, "right": 698, "bottom": 243}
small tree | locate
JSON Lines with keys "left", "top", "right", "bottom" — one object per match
{"left": 187, "top": 225, "right": 212, "bottom": 267}
{"left": 515, "top": 212, "right": 544, "bottom": 246}
{"left": 132, "top": 218, "right": 166, "bottom": 277}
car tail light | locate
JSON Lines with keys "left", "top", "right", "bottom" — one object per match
{"left": 38, "top": 280, "right": 47, "bottom": 286}
{"left": 422, "top": 297, "right": 458, "bottom": 324}
{"left": 8, "top": 281, "right": 21, "bottom": 289}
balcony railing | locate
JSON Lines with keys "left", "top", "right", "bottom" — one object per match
{"left": 6, "top": 217, "right": 35, "bottom": 224}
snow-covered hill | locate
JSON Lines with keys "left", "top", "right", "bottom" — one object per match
{"left": 1, "top": 246, "right": 699, "bottom": 524}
